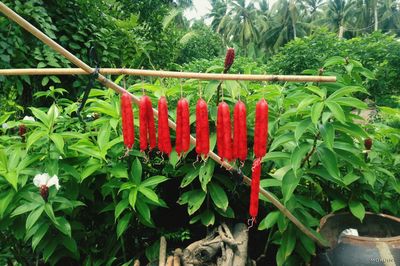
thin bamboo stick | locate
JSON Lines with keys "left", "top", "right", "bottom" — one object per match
{"left": 0, "top": 68, "right": 336, "bottom": 82}
{"left": 0, "top": 2, "right": 329, "bottom": 247}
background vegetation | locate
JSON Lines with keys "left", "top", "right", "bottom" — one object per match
{"left": 0, "top": 0, "right": 399, "bottom": 265}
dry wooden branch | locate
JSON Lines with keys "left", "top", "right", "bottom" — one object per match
{"left": 166, "top": 256, "right": 174, "bottom": 266}
{"left": 159, "top": 236, "right": 167, "bottom": 266}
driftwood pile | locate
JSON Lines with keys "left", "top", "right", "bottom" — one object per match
{"left": 134, "top": 223, "right": 253, "bottom": 266}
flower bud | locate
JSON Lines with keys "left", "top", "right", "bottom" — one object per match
{"left": 224, "top": 48, "right": 235, "bottom": 72}
{"left": 19, "top": 124, "right": 26, "bottom": 138}
{"left": 40, "top": 185, "right": 49, "bottom": 201}
{"left": 364, "top": 138, "right": 372, "bottom": 150}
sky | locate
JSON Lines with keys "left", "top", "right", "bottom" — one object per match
{"left": 184, "top": 0, "right": 212, "bottom": 21}
{"left": 184, "top": 0, "right": 279, "bottom": 21}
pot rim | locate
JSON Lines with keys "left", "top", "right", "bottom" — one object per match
{"left": 319, "top": 212, "right": 400, "bottom": 243}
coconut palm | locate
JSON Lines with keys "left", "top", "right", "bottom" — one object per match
{"left": 217, "top": 0, "right": 261, "bottom": 55}
{"left": 323, "top": 0, "right": 356, "bottom": 38}
{"left": 261, "top": 0, "right": 308, "bottom": 50}
{"left": 380, "top": 0, "right": 400, "bottom": 34}
{"left": 208, "top": 0, "right": 228, "bottom": 32}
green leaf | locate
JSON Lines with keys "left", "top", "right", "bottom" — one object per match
{"left": 333, "top": 122, "right": 368, "bottom": 139}
{"left": 29, "top": 107, "right": 50, "bottom": 127}
{"left": 128, "top": 188, "right": 138, "bottom": 210}
{"left": 180, "top": 168, "right": 200, "bottom": 188}
{"left": 136, "top": 200, "right": 152, "bottom": 225}
{"left": 363, "top": 170, "right": 376, "bottom": 187}
{"left": 328, "top": 86, "right": 367, "bottom": 100}
{"left": 131, "top": 158, "right": 142, "bottom": 184}
{"left": 326, "top": 101, "right": 346, "bottom": 123}
{"left": 262, "top": 152, "right": 291, "bottom": 163}
{"left": 204, "top": 80, "right": 220, "bottom": 102}
{"left": 117, "top": 213, "right": 132, "bottom": 239}
{"left": 282, "top": 169, "right": 300, "bottom": 204}
{"left": 32, "top": 223, "right": 48, "bottom": 251}
{"left": 4, "top": 172, "right": 18, "bottom": 191}
{"left": 43, "top": 239, "right": 57, "bottom": 262}
{"left": 115, "top": 199, "right": 129, "bottom": 221}
{"left": 139, "top": 186, "right": 160, "bottom": 204}
{"left": 258, "top": 211, "right": 280, "bottom": 230}
{"left": 62, "top": 237, "right": 78, "bottom": 254}
{"left": 311, "top": 102, "right": 324, "bottom": 124}
{"left": 55, "top": 217, "right": 71, "bottom": 237}
{"left": 178, "top": 190, "right": 206, "bottom": 215}
{"left": 335, "top": 97, "right": 368, "bottom": 109}
{"left": 27, "top": 130, "right": 47, "bottom": 150}
{"left": 343, "top": 173, "right": 360, "bottom": 185}
{"left": 81, "top": 161, "right": 102, "bottom": 182}
{"left": 49, "top": 133, "right": 64, "bottom": 153}
{"left": 26, "top": 206, "right": 44, "bottom": 230}
{"left": 199, "top": 160, "right": 215, "bottom": 191}
{"left": 324, "top": 56, "right": 345, "bottom": 67}
{"left": 200, "top": 209, "right": 215, "bottom": 227}
{"left": 269, "top": 133, "right": 294, "bottom": 151}
{"left": 208, "top": 182, "right": 228, "bottom": 211}
{"left": 11, "top": 202, "right": 40, "bottom": 217}
{"left": 141, "top": 175, "right": 168, "bottom": 187}
{"left": 305, "top": 85, "right": 326, "bottom": 99}
{"left": 295, "top": 119, "right": 312, "bottom": 142}
{"left": 320, "top": 123, "right": 335, "bottom": 150}
{"left": 331, "top": 199, "right": 346, "bottom": 212}
{"left": 97, "top": 123, "right": 111, "bottom": 152}
{"left": 299, "top": 233, "right": 316, "bottom": 256}
{"left": 44, "top": 203, "right": 58, "bottom": 225}
{"left": 0, "top": 189, "right": 15, "bottom": 218}
{"left": 317, "top": 147, "right": 340, "bottom": 179}
{"left": 349, "top": 200, "right": 365, "bottom": 222}
{"left": 291, "top": 143, "right": 311, "bottom": 172}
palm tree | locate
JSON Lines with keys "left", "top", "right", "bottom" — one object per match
{"left": 302, "top": 0, "right": 326, "bottom": 21}
{"left": 380, "top": 0, "right": 400, "bottom": 34}
{"left": 261, "top": 0, "right": 307, "bottom": 49}
{"left": 208, "top": 0, "right": 228, "bottom": 32}
{"left": 324, "top": 0, "right": 356, "bottom": 38}
{"left": 217, "top": 0, "right": 261, "bottom": 55}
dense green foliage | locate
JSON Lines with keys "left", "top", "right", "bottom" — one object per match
{"left": 0, "top": 56, "right": 399, "bottom": 265}
{"left": 1, "top": 0, "right": 400, "bottom": 265}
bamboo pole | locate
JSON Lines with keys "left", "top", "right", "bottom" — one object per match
{"left": 0, "top": 2, "right": 329, "bottom": 248}
{"left": 0, "top": 68, "right": 336, "bottom": 82}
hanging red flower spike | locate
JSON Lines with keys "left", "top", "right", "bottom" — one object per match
{"left": 145, "top": 96, "right": 157, "bottom": 150}
{"left": 157, "top": 97, "right": 172, "bottom": 156}
{"left": 176, "top": 98, "right": 190, "bottom": 156}
{"left": 249, "top": 158, "right": 262, "bottom": 221}
{"left": 139, "top": 96, "right": 149, "bottom": 152}
{"left": 254, "top": 99, "right": 269, "bottom": 159}
{"left": 217, "top": 102, "right": 232, "bottom": 161}
{"left": 233, "top": 100, "right": 247, "bottom": 161}
{"left": 195, "top": 98, "right": 209, "bottom": 157}
{"left": 120, "top": 93, "right": 135, "bottom": 149}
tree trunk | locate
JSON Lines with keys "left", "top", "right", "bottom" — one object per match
{"left": 374, "top": 3, "right": 379, "bottom": 31}
{"left": 338, "top": 25, "right": 345, "bottom": 38}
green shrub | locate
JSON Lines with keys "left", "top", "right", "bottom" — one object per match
{"left": 1, "top": 57, "right": 398, "bottom": 265}
{"left": 267, "top": 30, "right": 400, "bottom": 107}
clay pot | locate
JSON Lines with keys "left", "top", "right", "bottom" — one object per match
{"left": 315, "top": 212, "right": 400, "bottom": 265}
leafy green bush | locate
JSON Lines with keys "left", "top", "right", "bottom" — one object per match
{"left": 176, "top": 24, "right": 223, "bottom": 64}
{"left": 267, "top": 30, "right": 400, "bottom": 107}
{"left": 1, "top": 56, "right": 398, "bottom": 265}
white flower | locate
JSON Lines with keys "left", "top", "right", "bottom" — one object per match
{"left": 23, "top": 116, "right": 35, "bottom": 122}
{"left": 2, "top": 123, "right": 8, "bottom": 129}
{"left": 33, "top": 173, "right": 60, "bottom": 190}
